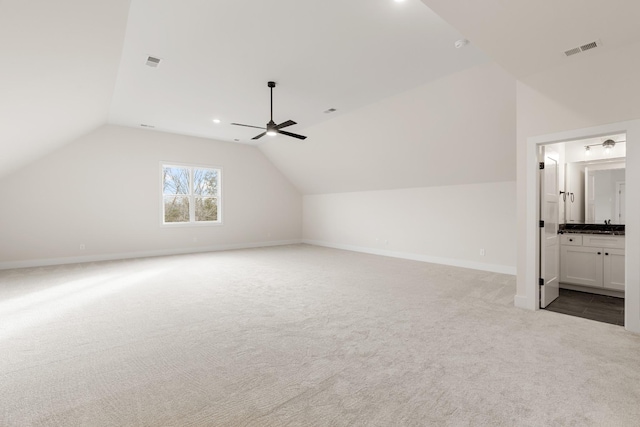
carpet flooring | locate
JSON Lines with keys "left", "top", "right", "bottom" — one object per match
{"left": 1, "top": 244, "right": 640, "bottom": 426}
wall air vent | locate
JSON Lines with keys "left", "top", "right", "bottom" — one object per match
{"left": 146, "top": 56, "right": 161, "bottom": 68}
{"left": 564, "top": 40, "right": 602, "bottom": 58}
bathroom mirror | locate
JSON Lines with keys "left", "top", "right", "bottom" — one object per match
{"left": 585, "top": 163, "right": 625, "bottom": 224}
{"left": 562, "top": 161, "right": 625, "bottom": 224}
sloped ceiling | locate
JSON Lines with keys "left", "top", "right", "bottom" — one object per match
{"left": 108, "top": 0, "right": 488, "bottom": 144}
{"left": 0, "top": 0, "right": 131, "bottom": 178}
{"left": 260, "top": 63, "right": 516, "bottom": 194}
{"left": 3, "top": 0, "right": 501, "bottom": 194}
{"left": 420, "top": 0, "right": 640, "bottom": 79}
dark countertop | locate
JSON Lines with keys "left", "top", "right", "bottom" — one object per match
{"left": 559, "top": 223, "right": 625, "bottom": 236}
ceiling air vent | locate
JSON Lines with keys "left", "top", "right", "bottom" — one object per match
{"left": 580, "top": 41, "right": 599, "bottom": 52}
{"left": 146, "top": 56, "right": 161, "bottom": 68}
{"left": 564, "top": 47, "right": 581, "bottom": 57}
{"left": 564, "top": 40, "right": 602, "bottom": 58}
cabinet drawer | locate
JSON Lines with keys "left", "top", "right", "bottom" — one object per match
{"left": 583, "top": 235, "right": 625, "bottom": 249}
{"left": 560, "top": 235, "right": 582, "bottom": 246}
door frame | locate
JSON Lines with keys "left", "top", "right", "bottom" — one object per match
{"left": 517, "top": 119, "right": 640, "bottom": 334}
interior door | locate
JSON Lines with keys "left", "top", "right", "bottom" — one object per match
{"left": 540, "top": 146, "right": 560, "bottom": 308}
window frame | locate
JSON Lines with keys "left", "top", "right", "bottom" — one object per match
{"left": 160, "top": 162, "right": 223, "bottom": 227}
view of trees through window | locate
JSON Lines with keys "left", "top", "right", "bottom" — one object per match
{"left": 162, "top": 165, "right": 220, "bottom": 224}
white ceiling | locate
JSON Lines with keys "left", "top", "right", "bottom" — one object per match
{"left": 108, "top": 0, "right": 488, "bottom": 143}
{"left": 0, "top": 0, "right": 130, "bottom": 178}
{"left": 420, "top": 0, "right": 640, "bottom": 79}
{"left": 3, "top": 0, "right": 639, "bottom": 194}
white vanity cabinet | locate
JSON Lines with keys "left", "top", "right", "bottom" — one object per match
{"left": 560, "top": 234, "right": 625, "bottom": 291}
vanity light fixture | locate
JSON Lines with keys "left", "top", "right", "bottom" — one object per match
{"left": 602, "top": 139, "right": 615, "bottom": 155}
{"left": 584, "top": 138, "right": 624, "bottom": 155}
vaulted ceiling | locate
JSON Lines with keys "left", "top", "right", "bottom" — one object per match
{"left": 0, "top": 0, "right": 488, "bottom": 183}
{"left": 109, "top": 0, "right": 487, "bottom": 143}
{"left": 3, "top": 0, "right": 639, "bottom": 192}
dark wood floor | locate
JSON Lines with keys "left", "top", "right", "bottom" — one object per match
{"left": 545, "top": 288, "right": 625, "bottom": 326}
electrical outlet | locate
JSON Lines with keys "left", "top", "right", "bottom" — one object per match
{"left": 480, "top": 248, "right": 486, "bottom": 256}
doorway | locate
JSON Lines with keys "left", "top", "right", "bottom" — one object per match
{"left": 518, "top": 119, "right": 640, "bottom": 334}
{"left": 538, "top": 134, "right": 626, "bottom": 325}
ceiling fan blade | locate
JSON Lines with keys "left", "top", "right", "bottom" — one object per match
{"left": 275, "top": 120, "right": 296, "bottom": 130}
{"left": 252, "top": 132, "right": 267, "bottom": 140}
{"left": 278, "top": 130, "right": 307, "bottom": 140}
{"left": 231, "top": 123, "right": 266, "bottom": 130}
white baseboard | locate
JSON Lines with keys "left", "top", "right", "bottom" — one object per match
{"left": 0, "top": 240, "right": 302, "bottom": 270}
{"left": 303, "top": 239, "right": 516, "bottom": 275}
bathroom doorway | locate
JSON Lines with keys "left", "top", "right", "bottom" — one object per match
{"left": 538, "top": 133, "right": 626, "bottom": 325}
{"left": 519, "top": 119, "right": 640, "bottom": 334}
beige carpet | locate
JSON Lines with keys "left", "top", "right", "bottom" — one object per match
{"left": 1, "top": 244, "right": 639, "bottom": 426}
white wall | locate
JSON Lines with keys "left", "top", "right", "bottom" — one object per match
{"left": 291, "top": 62, "right": 517, "bottom": 274}
{"left": 304, "top": 182, "right": 516, "bottom": 274}
{"left": 0, "top": 125, "right": 302, "bottom": 268}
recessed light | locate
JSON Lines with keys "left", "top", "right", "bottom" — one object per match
{"left": 213, "top": 118, "right": 221, "bottom": 124}
{"left": 394, "top": 0, "right": 406, "bottom": 3}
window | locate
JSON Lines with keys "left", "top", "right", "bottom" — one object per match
{"left": 161, "top": 163, "right": 221, "bottom": 225}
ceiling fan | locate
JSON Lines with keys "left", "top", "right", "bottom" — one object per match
{"left": 231, "top": 81, "right": 307, "bottom": 141}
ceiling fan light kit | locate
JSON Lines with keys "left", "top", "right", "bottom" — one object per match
{"left": 231, "top": 81, "right": 307, "bottom": 141}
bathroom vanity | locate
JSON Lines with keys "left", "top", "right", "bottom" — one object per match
{"left": 559, "top": 233, "right": 625, "bottom": 293}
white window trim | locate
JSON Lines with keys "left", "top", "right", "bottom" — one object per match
{"left": 160, "top": 161, "right": 223, "bottom": 227}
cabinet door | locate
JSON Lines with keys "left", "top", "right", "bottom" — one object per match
{"left": 560, "top": 246, "right": 603, "bottom": 287}
{"left": 603, "top": 249, "right": 625, "bottom": 291}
